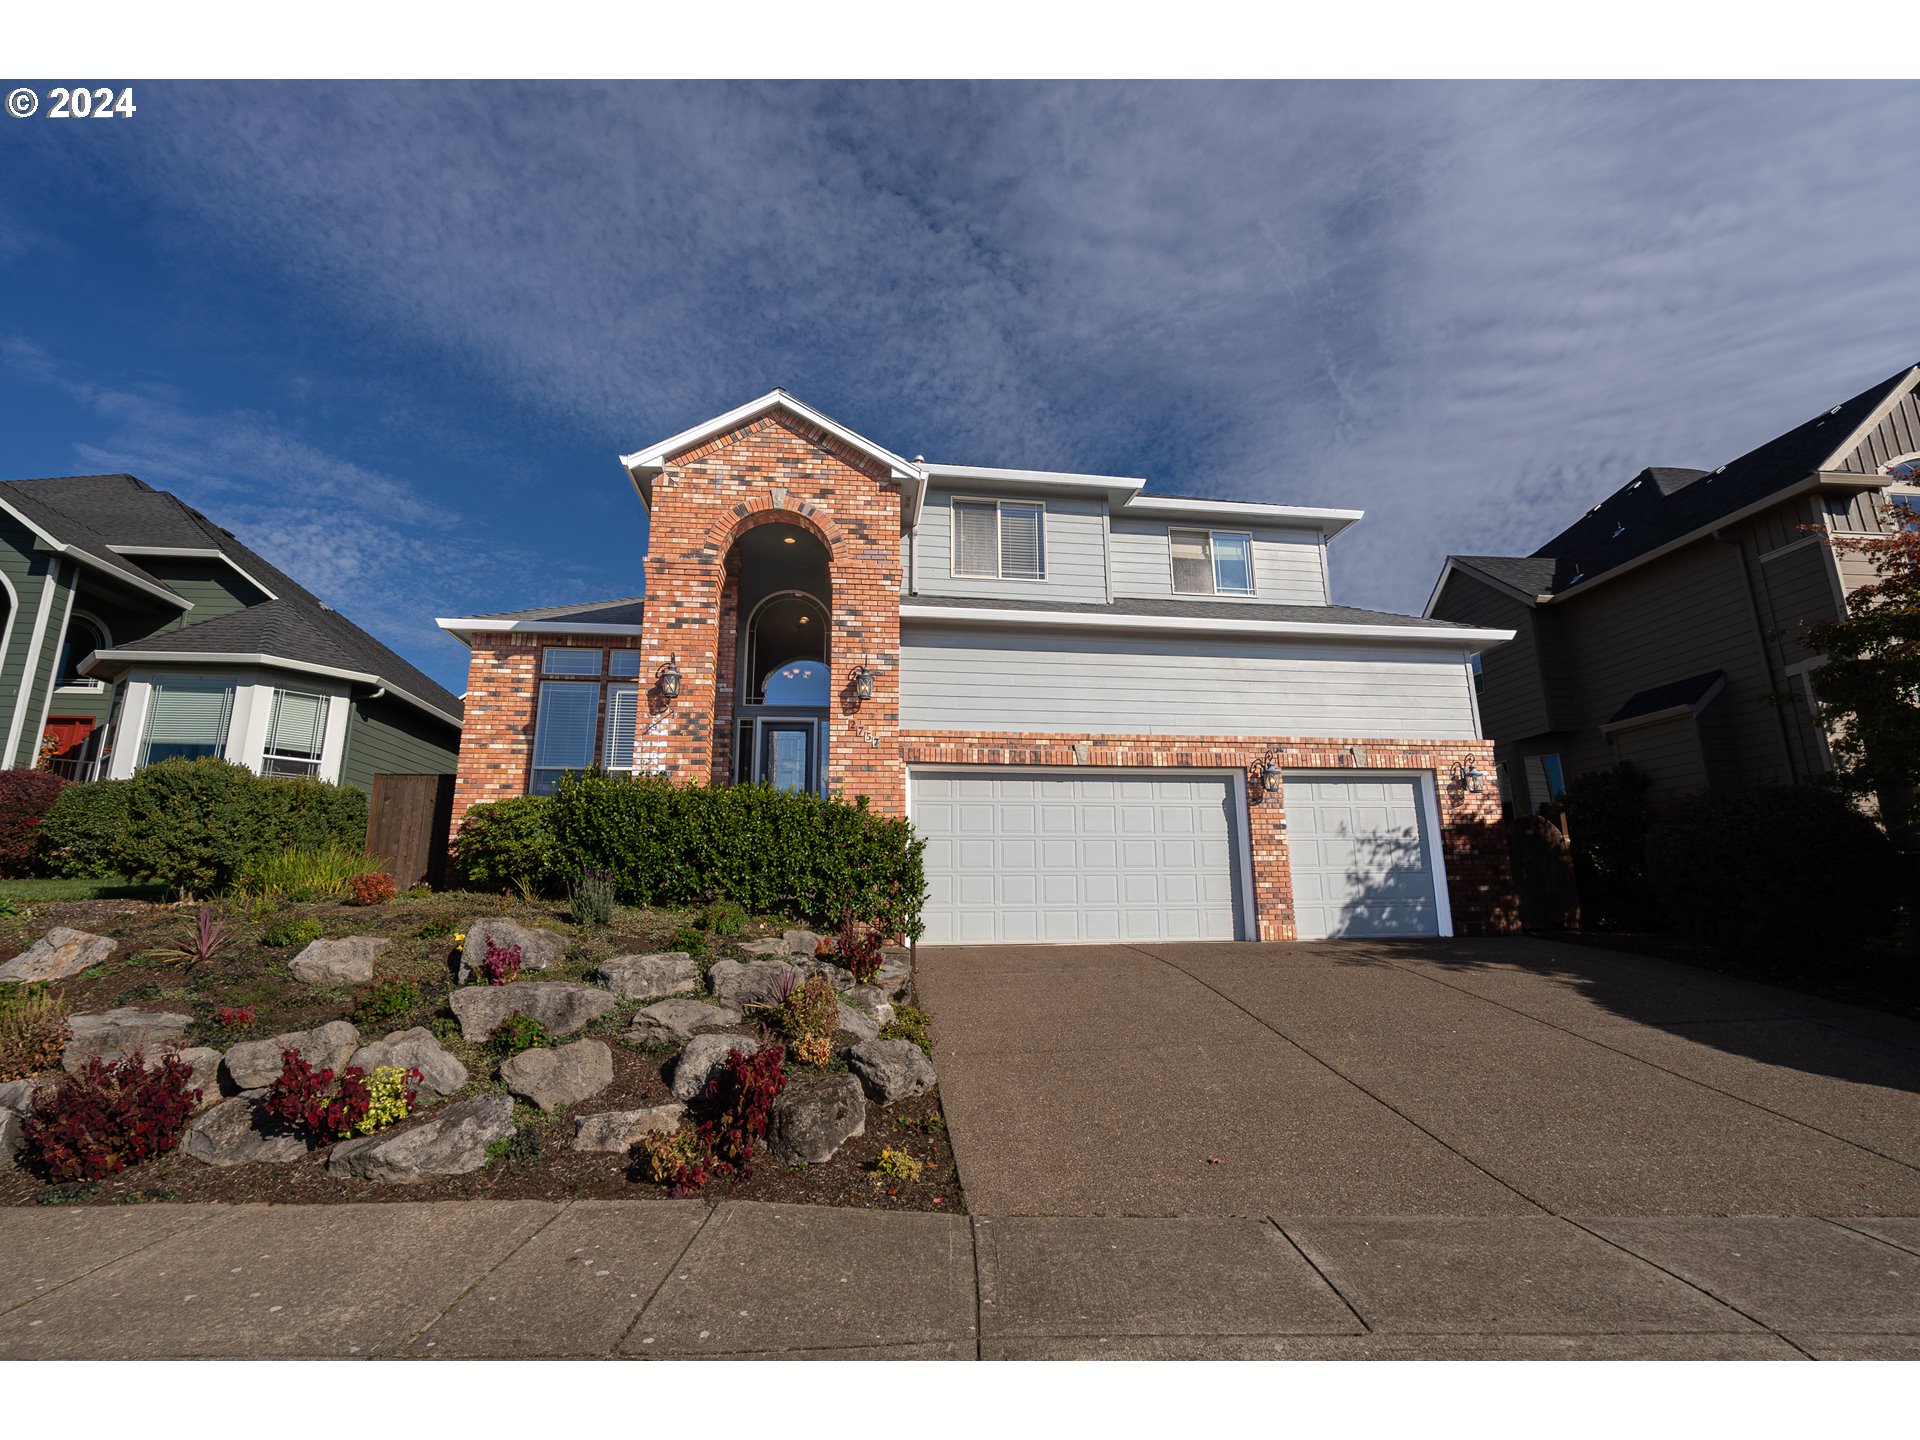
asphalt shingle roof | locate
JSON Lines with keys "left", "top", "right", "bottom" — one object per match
{"left": 457, "top": 597, "right": 647, "bottom": 626}
{"left": 1607, "top": 670, "right": 1725, "bottom": 725}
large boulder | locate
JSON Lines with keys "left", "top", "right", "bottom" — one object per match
{"left": 348, "top": 1027, "right": 468, "bottom": 1097}
{"left": 500, "top": 1039, "right": 614, "bottom": 1111}
{"left": 705, "top": 959, "right": 798, "bottom": 1010}
{"left": 874, "top": 949, "right": 913, "bottom": 999}
{"left": 288, "top": 935, "right": 389, "bottom": 986}
{"left": 847, "top": 1039, "right": 937, "bottom": 1105}
{"left": 765, "top": 1073, "right": 866, "bottom": 1165}
{"left": 456, "top": 917, "right": 565, "bottom": 982}
{"left": 0, "top": 926, "right": 116, "bottom": 983}
{"left": 0, "top": 1079, "right": 41, "bottom": 1113}
{"left": 0, "top": 1107, "right": 22, "bottom": 1171}
{"left": 172, "top": 1046, "right": 225, "bottom": 1108}
{"left": 62, "top": 1009, "right": 193, "bottom": 1072}
{"left": 182, "top": 1091, "right": 308, "bottom": 1167}
{"left": 843, "top": 986, "right": 896, "bottom": 1028}
{"left": 221, "top": 1019, "right": 361, "bottom": 1091}
{"left": 835, "top": 1000, "right": 880, "bottom": 1044}
{"left": 623, "top": 998, "right": 742, "bottom": 1048}
{"left": 596, "top": 952, "right": 698, "bottom": 1000}
{"left": 667, "top": 1032, "right": 762, "bottom": 1102}
{"left": 448, "top": 981, "right": 616, "bottom": 1042}
{"left": 328, "top": 1094, "right": 515, "bottom": 1183}
{"left": 572, "top": 1103, "right": 686, "bottom": 1153}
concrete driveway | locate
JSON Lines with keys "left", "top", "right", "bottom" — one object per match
{"left": 915, "top": 936, "right": 1920, "bottom": 1218}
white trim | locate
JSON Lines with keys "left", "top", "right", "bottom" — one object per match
{"left": 1280, "top": 767, "right": 1455, "bottom": 939}
{"left": 436, "top": 616, "right": 644, "bottom": 640}
{"left": 1783, "top": 655, "right": 1829, "bottom": 679}
{"left": 923, "top": 462, "right": 1146, "bottom": 494}
{"left": 0, "top": 565, "right": 19, "bottom": 758}
{"left": 28, "top": 576, "right": 78, "bottom": 767}
{"left": 0, "top": 496, "right": 191, "bottom": 610}
{"left": 4, "top": 560, "right": 61, "bottom": 768}
{"left": 51, "top": 608, "right": 110, "bottom": 694}
{"left": 1120, "top": 494, "right": 1365, "bottom": 540}
{"left": 80, "top": 647, "right": 461, "bottom": 729}
{"left": 1817, "top": 368, "right": 1920, "bottom": 472}
{"left": 899, "top": 601, "right": 1513, "bottom": 647}
{"left": 948, "top": 495, "right": 1048, "bottom": 583}
{"left": 106, "top": 545, "right": 280, "bottom": 601}
{"left": 1169, "top": 526, "right": 1257, "bottom": 598}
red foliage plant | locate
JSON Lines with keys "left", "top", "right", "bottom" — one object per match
{"left": 211, "top": 1004, "right": 255, "bottom": 1028}
{"left": 349, "top": 871, "right": 397, "bottom": 906}
{"left": 0, "top": 767, "right": 69, "bottom": 878}
{"left": 262, "top": 1048, "right": 371, "bottom": 1144}
{"left": 479, "top": 937, "right": 522, "bottom": 986}
{"left": 23, "top": 1052, "right": 200, "bottom": 1182}
{"left": 695, "top": 1041, "right": 787, "bottom": 1180}
{"left": 835, "top": 911, "right": 884, "bottom": 985}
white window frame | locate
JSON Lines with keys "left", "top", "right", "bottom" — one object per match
{"left": 1169, "top": 528, "right": 1257, "bottom": 597}
{"left": 53, "top": 610, "right": 111, "bottom": 693}
{"left": 260, "top": 686, "right": 331, "bottom": 780}
{"left": 108, "top": 668, "right": 350, "bottom": 783}
{"left": 950, "top": 496, "right": 1048, "bottom": 582}
{"left": 528, "top": 651, "right": 643, "bottom": 793}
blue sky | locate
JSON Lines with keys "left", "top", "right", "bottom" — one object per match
{"left": 4, "top": 80, "right": 1918, "bottom": 694}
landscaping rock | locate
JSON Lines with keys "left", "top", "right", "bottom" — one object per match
{"left": 801, "top": 959, "right": 857, "bottom": 990}
{"left": 0, "top": 1107, "right": 23, "bottom": 1171}
{"left": 875, "top": 949, "right": 913, "bottom": 999}
{"left": 571, "top": 1103, "right": 687, "bottom": 1153}
{"left": 843, "top": 986, "right": 895, "bottom": 1028}
{"left": 500, "top": 1039, "right": 614, "bottom": 1111}
{"left": 171, "top": 1046, "right": 225, "bottom": 1107}
{"left": 456, "top": 917, "right": 565, "bottom": 982}
{"left": 0, "top": 1079, "right": 40, "bottom": 1113}
{"left": 288, "top": 935, "right": 389, "bottom": 986}
{"left": 0, "top": 926, "right": 117, "bottom": 983}
{"left": 783, "top": 929, "right": 825, "bottom": 956}
{"left": 328, "top": 1094, "right": 514, "bottom": 1183}
{"left": 847, "top": 1039, "right": 937, "bottom": 1105}
{"left": 737, "top": 937, "right": 792, "bottom": 957}
{"left": 765, "top": 1073, "right": 866, "bottom": 1165}
{"left": 182, "top": 1091, "right": 307, "bottom": 1167}
{"left": 623, "top": 997, "right": 742, "bottom": 1047}
{"left": 221, "top": 1019, "right": 361, "bottom": 1090}
{"left": 834, "top": 1000, "right": 880, "bottom": 1044}
{"left": 706, "top": 958, "right": 798, "bottom": 1009}
{"left": 348, "top": 1027, "right": 468, "bottom": 1097}
{"left": 63, "top": 1008, "right": 193, "bottom": 1072}
{"left": 668, "top": 1031, "right": 762, "bottom": 1101}
{"left": 448, "top": 980, "right": 616, "bottom": 1042}
{"left": 597, "top": 952, "right": 698, "bottom": 1000}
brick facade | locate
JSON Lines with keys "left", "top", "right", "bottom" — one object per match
{"left": 898, "top": 730, "right": 1519, "bottom": 939}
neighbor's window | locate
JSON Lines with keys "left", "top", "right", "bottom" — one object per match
{"left": 1523, "top": 753, "right": 1566, "bottom": 814}
{"left": 952, "top": 499, "right": 1046, "bottom": 580}
{"left": 1170, "top": 529, "right": 1256, "bottom": 596}
{"left": 56, "top": 614, "right": 108, "bottom": 688}
{"left": 261, "top": 688, "right": 329, "bottom": 779}
{"left": 140, "top": 679, "right": 235, "bottom": 766}
{"left": 530, "top": 649, "right": 640, "bottom": 794}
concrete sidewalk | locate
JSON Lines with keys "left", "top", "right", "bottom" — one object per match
{"left": 2, "top": 1200, "right": 1917, "bottom": 1359}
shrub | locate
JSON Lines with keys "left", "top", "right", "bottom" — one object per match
{"left": 873, "top": 1147, "right": 924, "bottom": 1182}
{"left": 1563, "top": 764, "right": 1661, "bottom": 930}
{"left": 698, "top": 899, "right": 748, "bottom": 936}
{"left": 235, "top": 843, "right": 384, "bottom": 904}
{"left": 835, "top": 911, "right": 885, "bottom": 984}
{"left": 696, "top": 1042, "right": 786, "bottom": 1177}
{"left": 354, "top": 1064, "right": 420, "bottom": 1134}
{"left": 124, "top": 759, "right": 367, "bottom": 896}
{"left": 459, "top": 775, "right": 926, "bottom": 937}
{"left": 776, "top": 974, "right": 839, "bottom": 1045}
{"left": 1645, "top": 786, "right": 1903, "bottom": 959}
{"left": 348, "top": 871, "right": 397, "bottom": 906}
{"left": 262, "top": 1050, "right": 371, "bottom": 1144}
{"left": 479, "top": 937, "right": 522, "bottom": 986}
{"left": 790, "top": 1032, "right": 833, "bottom": 1067}
{"left": 0, "top": 768, "right": 69, "bottom": 877}
{"left": 22, "top": 1053, "right": 200, "bottom": 1181}
{"left": 634, "top": 1124, "right": 706, "bottom": 1190}
{"left": 666, "top": 924, "right": 707, "bottom": 958}
{"left": 488, "top": 1013, "right": 551, "bottom": 1058}
{"left": 418, "top": 914, "right": 459, "bottom": 939}
{"left": 568, "top": 867, "right": 617, "bottom": 927}
{"left": 261, "top": 914, "right": 325, "bottom": 948}
{"left": 0, "top": 982, "right": 71, "bottom": 1081}
{"left": 34, "top": 779, "right": 130, "bottom": 878}
{"left": 450, "top": 795, "right": 558, "bottom": 895}
{"left": 353, "top": 976, "right": 420, "bottom": 1026}
{"left": 486, "top": 1123, "right": 543, "bottom": 1168}
{"left": 881, "top": 1004, "right": 931, "bottom": 1054}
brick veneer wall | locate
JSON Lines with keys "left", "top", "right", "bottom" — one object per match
{"left": 897, "top": 730, "right": 1519, "bottom": 940}
{"left": 637, "top": 411, "right": 906, "bottom": 814}
{"left": 450, "top": 630, "right": 643, "bottom": 828}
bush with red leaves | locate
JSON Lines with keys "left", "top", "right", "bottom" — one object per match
{"left": 479, "top": 937, "right": 522, "bottom": 986}
{"left": 695, "top": 1041, "right": 787, "bottom": 1179}
{"left": 0, "top": 767, "right": 69, "bottom": 877}
{"left": 22, "top": 1052, "right": 200, "bottom": 1182}
{"left": 262, "top": 1048, "right": 371, "bottom": 1144}
{"left": 211, "top": 1005, "right": 255, "bottom": 1029}
{"left": 348, "top": 871, "right": 397, "bottom": 906}
{"left": 835, "top": 911, "right": 884, "bottom": 985}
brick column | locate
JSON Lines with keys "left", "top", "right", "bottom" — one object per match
{"left": 450, "top": 631, "right": 541, "bottom": 827}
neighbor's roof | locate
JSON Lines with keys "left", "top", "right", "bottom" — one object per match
{"left": 1607, "top": 670, "right": 1726, "bottom": 726}
{"left": 901, "top": 593, "right": 1511, "bottom": 645}
{"left": 0, "top": 472, "right": 462, "bottom": 725}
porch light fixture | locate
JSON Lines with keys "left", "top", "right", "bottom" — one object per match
{"left": 1254, "top": 747, "right": 1283, "bottom": 802}
{"left": 1451, "top": 759, "right": 1485, "bottom": 793}
{"left": 852, "top": 662, "right": 877, "bottom": 702}
{"left": 657, "top": 656, "right": 682, "bottom": 700}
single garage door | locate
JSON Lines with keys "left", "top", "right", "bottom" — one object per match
{"left": 1284, "top": 773, "right": 1442, "bottom": 939}
{"left": 914, "top": 771, "right": 1244, "bottom": 945}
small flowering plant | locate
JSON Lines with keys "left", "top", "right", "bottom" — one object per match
{"left": 355, "top": 1064, "right": 421, "bottom": 1135}
{"left": 478, "top": 937, "right": 522, "bottom": 986}
{"left": 263, "top": 1049, "right": 416, "bottom": 1144}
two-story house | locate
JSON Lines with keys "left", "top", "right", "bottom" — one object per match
{"left": 1426, "top": 363, "right": 1920, "bottom": 814}
{"left": 0, "top": 472, "right": 463, "bottom": 789}
{"left": 440, "top": 390, "right": 1515, "bottom": 945}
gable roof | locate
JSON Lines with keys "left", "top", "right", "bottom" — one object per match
{"left": 1605, "top": 669, "right": 1726, "bottom": 727}
{"left": 1, "top": 473, "right": 462, "bottom": 726}
{"left": 437, "top": 596, "right": 646, "bottom": 639}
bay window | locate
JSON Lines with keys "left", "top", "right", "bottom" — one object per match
{"left": 261, "top": 688, "right": 330, "bottom": 778}
{"left": 140, "top": 679, "right": 235, "bottom": 765}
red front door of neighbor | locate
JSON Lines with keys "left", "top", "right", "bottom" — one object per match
{"left": 41, "top": 716, "right": 95, "bottom": 773}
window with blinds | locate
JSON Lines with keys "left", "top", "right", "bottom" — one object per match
{"left": 602, "top": 683, "right": 639, "bottom": 772}
{"left": 952, "top": 498, "right": 1046, "bottom": 580}
{"left": 140, "top": 680, "right": 235, "bottom": 766}
{"left": 543, "top": 647, "right": 602, "bottom": 675}
{"left": 531, "top": 681, "right": 600, "bottom": 795}
{"left": 262, "top": 689, "right": 329, "bottom": 778}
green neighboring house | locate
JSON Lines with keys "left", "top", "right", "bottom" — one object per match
{"left": 0, "top": 473, "right": 462, "bottom": 789}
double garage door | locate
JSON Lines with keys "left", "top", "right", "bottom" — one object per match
{"left": 914, "top": 769, "right": 1442, "bottom": 945}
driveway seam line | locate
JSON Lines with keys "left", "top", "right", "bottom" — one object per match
{"left": 1269, "top": 1218, "right": 1371, "bottom": 1334}
{"left": 0, "top": 1205, "right": 243, "bottom": 1321}
{"left": 1379, "top": 957, "right": 1920, "bottom": 1177}
{"left": 1127, "top": 945, "right": 1552, "bottom": 1215}
{"left": 615, "top": 1201, "right": 722, "bottom": 1356}
{"left": 970, "top": 1216, "right": 986, "bottom": 1361}
{"left": 396, "top": 1200, "right": 569, "bottom": 1358}
{"left": 1820, "top": 1216, "right": 1920, "bottom": 1260}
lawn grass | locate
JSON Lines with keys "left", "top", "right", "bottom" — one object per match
{"left": 0, "top": 876, "right": 168, "bottom": 904}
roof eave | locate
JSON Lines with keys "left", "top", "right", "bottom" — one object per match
{"left": 81, "top": 648, "right": 462, "bottom": 729}
{"left": 0, "top": 495, "right": 192, "bottom": 610}
{"left": 1119, "top": 494, "right": 1365, "bottom": 540}
{"left": 1423, "top": 556, "right": 1545, "bottom": 618}
{"left": 436, "top": 616, "right": 647, "bottom": 640}
{"left": 899, "top": 602, "right": 1512, "bottom": 647}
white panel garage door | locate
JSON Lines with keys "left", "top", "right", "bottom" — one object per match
{"left": 914, "top": 771, "right": 1243, "bottom": 945}
{"left": 1284, "top": 774, "right": 1442, "bottom": 939}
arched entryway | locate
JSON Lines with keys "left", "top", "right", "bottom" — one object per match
{"left": 724, "top": 523, "right": 831, "bottom": 794}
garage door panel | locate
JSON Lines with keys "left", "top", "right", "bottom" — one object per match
{"left": 1284, "top": 773, "right": 1442, "bottom": 940}
{"left": 917, "top": 771, "right": 1243, "bottom": 945}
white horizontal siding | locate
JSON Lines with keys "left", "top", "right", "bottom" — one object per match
{"left": 900, "top": 625, "right": 1479, "bottom": 739}
{"left": 912, "top": 490, "right": 1109, "bottom": 603}
{"left": 1109, "top": 518, "right": 1328, "bottom": 604}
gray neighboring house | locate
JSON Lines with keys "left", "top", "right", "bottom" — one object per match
{"left": 0, "top": 473, "right": 462, "bottom": 789}
{"left": 1427, "top": 363, "right": 1920, "bottom": 811}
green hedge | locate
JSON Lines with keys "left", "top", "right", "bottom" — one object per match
{"left": 34, "top": 779, "right": 132, "bottom": 878}
{"left": 453, "top": 774, "right": 926, "bottom": 938}
{"left": 119, "top": 758, "right": 369, "bottom": 896}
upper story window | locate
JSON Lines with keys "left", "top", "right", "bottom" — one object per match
{"left": 952, "top": 499, "right": 1046, "bottom": 580}
{"left": 1170, "top": 529, "right": 1255, "bottom": 596}
{"left": 531, "top": 648, "right": 640, "bottom": 795}
{"left": 1879, "top": 457, "right": 1920, "bottom": 527}
{"left": 55, "top": 613, "right": 109, "bottom": 689}
{"left": 141, "top": 678, "right": 235, "bottom": 766}
{"left": 261, "top": 688, "right": 330, "bottom": 779}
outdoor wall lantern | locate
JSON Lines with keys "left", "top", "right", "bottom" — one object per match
{"left": 852, "top": 662, "right": 877, "bottom": 702}
{"left": 1254, "top": 748, "right": 1283, "bottom": 802}
{"left": 1451, "top": 759, "right": 1486, "bottom": 793}
{"left": 657, "top": 656, "right": 682, "bottom": 700}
